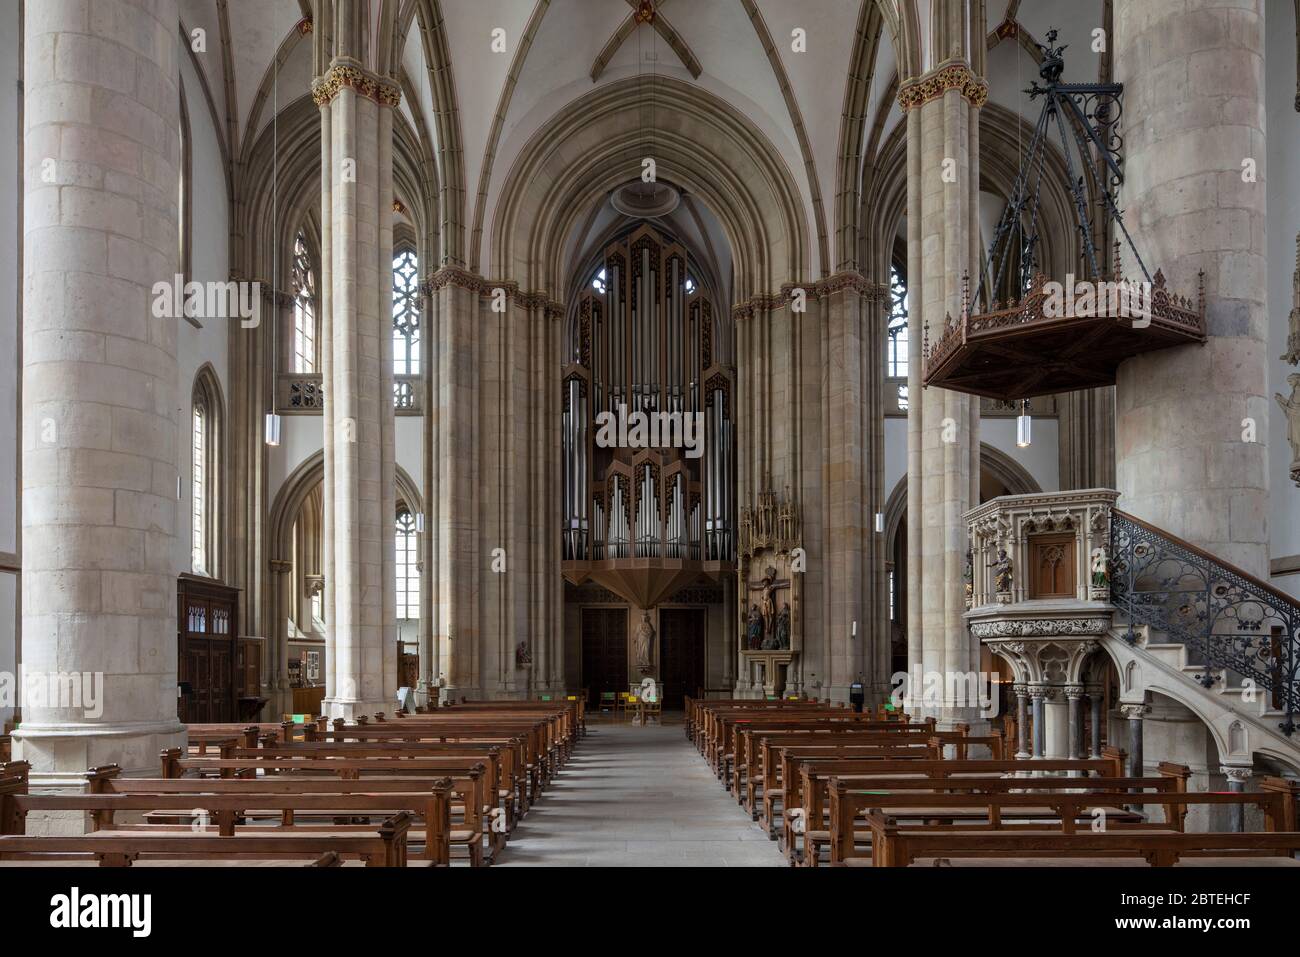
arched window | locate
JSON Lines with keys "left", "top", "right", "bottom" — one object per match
{"left": 393, "top": 249, "right": 420, "bottom": 376}
{"left": 395, "top": 507, "right": 419, "bottom": 619}
{"left": 190, "top": 369, "right": 222, "bottom": 577}
{"left": 887, "top": 263, "right": 909, "bottom": 411}
{"left": 191, "top": 403, "right": 206, "bottom": 573}
{"left": 292, "top": 230, "right": 316, "bottom": 373}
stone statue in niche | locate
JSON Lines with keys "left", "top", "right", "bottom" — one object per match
{"left": 515, "top": 640, "right": 532, "bottom": 668}
{"left": 634, "top": 611, "right": 656, "bottom": 675}
{"left": 746, "top": 604, "right": 765, "bottom": 650}
{"left": 770, "top": 604, "right": 791, "bottom": 650}
{"left": 1276, "top": 373, "right": 1300, "bottom": 487}
{"left": 1090, "top": 547, "right": 1110, "bottom": 590}
{"left": 990, "top": 548, "right": 1014, "bottom": 597}
{"left": 1283, "top": 234, "right": 1300, "bottom": 365}
{"left": 963, "top": 549, "right": 974, "bottom": 608}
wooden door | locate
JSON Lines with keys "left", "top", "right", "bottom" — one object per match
{"left": 658, "top": 608, "right": 705, "bottom": 710}
{"left": 1029, "top": 534, "right": 1076, "bottom": 599}
{"left": 581, "top": 608, "right": 628, "bottom": 706}
{"left": 177, "top": 576, "right": 240, "bottom": 723}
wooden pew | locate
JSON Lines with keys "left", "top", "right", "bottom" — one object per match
{"left": 0, "top": 808, "right": 416, "bottom": 867}
{"left": 859, "top": 810, "right": 1300, "bottom": 867}
{"left": 787, "top": 753, "right": 1128, "bottom": 865}
{"left": 157, "top": 751, "right": 495, "bottom": 863}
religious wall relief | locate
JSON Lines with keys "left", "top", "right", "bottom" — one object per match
{"left": 737, "top": 487, "right": 802, "bottom": 695}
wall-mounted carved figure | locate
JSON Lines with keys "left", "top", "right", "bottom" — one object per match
{"left": 990, "top": 548, "right": 1014, "bottom": 596}
{"left": 634, "top": 612, "right": 656, "bottom": 675}
{"left": 746, "top": 604, "right": 765, "bottom": 650}
{"left": 1276, "top": 373, "right": 1300, "bottom": 487}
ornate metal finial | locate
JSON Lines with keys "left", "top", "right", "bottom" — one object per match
{"left": 923, "top": 318, "right": 930, "bottom": 358}
{"left": 961, "top": 270, "right": 970, "bottom": 318}
{"left": 1113, "top": 240, "right": 1123, "bottom": 280}
{"left": 1033, "top": 29, "right": 1068, "bottom": 88}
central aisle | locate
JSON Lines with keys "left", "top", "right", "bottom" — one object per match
{"left": 494, "top": 720, "right": 785, "bottom": 867}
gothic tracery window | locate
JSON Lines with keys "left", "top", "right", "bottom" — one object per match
{"left": 190, "top": 370, "right": 221, "bottom": 577}
{"left": 292, "top": 230, "right": 316, "bottom": 373}
{"left": 395, "top": 507, "right": 419, "bottom": 619}
{"left": 393, "top": 249, "right": 420, "bottom": 376}
{"left": 191, "top": 404, "right": 206, "bottom": 574}
{"left": 887, "top": 263, "right": 909, "bottom": 411}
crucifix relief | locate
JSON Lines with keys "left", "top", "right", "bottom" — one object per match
{"left": 746, "top": 565, "right": 791, "bottom": 650}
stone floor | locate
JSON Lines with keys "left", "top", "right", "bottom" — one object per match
{"left": 494, "top": 717, "right": 785, "bottom": 867}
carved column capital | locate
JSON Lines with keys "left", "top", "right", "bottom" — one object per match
{"left": 1064, "top": 684, "right": 1085, "bottom": 698}
{"left": 1119, "top": 702, "right": 1149, "bottom": 721}
{"left": 1220, "top": 765, "right": 1253, "bottom": 785}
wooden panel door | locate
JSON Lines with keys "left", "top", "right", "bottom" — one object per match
{"left": 581, "top": 608, "right": 628, "bottom": 707}
{"left": 658, "top": 608, "right": 704, "bottom": 710}
{"left": 1029, "top": 534, "right": 1076, "bottom": 599}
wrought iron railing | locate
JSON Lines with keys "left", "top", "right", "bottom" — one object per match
{"left": 1111, "top": 510, "right": 1299, "bottom": 735}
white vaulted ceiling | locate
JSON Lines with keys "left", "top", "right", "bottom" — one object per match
{"left": 183, "top": 0, "right": 1108, "bottom": 284}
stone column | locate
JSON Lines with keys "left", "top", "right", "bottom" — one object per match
{"left": 1221, "top": 765, "right": 1252, "bottom": 833}
{"left": 314, "top": 61, "right": 401, "bottom": 719}
{"left": 1120, "top": 703, "right": 1147, "bottom": 778}
{"left": 1029, "top": 686, "right": 1047, "bottom": 759}
{"left": 269, "top": 558, "right": 293, "bottom": 715}
{"left": 902, "top": 59, "right": 984, "bottom": 728}
{"left": 820, "top": 282, "right": 875, "bottom": 701}
{"left": 1013, "top": 684, "right": 1030, "bottom": 759}
{"left": 1066, "top": 684, "right": 1085, "bottom": 762}
{"left": 1089, "top": 688, "right": 1104, "bottom": 759}
{"left": 16, "top": 0, "right": 186, "bottom": 786}
{"left": 430, "top": 273, "right": 481, "bottom": 698}
{"left": 1114, "top": 0, "right": 1270, "bottom": 576}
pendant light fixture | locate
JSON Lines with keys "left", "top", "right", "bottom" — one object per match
{"left": 1016, "top": 399, "right": 1032, "bottom": 448}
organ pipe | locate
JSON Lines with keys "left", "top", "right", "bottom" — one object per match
{"left": 561, "top": 223, "right": 736, "bottom": 592}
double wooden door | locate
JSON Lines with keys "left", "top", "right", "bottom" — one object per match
{"left": 658, "top": 608, "right": 705, "bottom": 710}
{"left": 178, "top": 575, "right": 239, "bottom": 723}
{"left": 581, "top": 608, "right": 628, "bottom": 706}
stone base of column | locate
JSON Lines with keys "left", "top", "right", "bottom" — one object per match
{"left": 13, "top": 719, "right": 187, "bottom": 793}
{"left": 322, "top": 698, "right": 396, "bottom": 721}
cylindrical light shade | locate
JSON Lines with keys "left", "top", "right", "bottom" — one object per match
{"left": 264, "top": 412, "right": 282, "bottom": 447}
{"left": 874, "top": 512, "right": 884, "bottom": 533}
{"left": 1016, "top": 402, "right": 1032, "bottom": 448}
{"left": 415, "top": 512, "right": 425, "bottom": 533}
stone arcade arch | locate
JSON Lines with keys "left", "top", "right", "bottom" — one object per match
{"left": 265, "top": 451, "right": 423, "bottom": 714}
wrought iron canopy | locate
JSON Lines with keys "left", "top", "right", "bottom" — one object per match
{"left": 921, "top": 29, "right": 1206, "bottom": 403}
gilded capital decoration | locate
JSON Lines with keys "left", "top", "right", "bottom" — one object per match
{"left": 312, "top": 64, "right": 402, "bottom": 108}
{"left": 897, "top": 62, "right": 989, "bottom": 111}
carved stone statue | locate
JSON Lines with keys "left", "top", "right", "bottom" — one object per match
{"left": 773, "top": 604, "right": 791, "bottom": 650}
{"left": 746, "top": 603, "right": 765, "bottom": 650}
{"left": 989, "top": 548, "right": 1013, "bottom": 595}
{"left": 1276, "top": 373, "right": 1300, "bottom": 487}
{"left": 963, "top": 549, "right": 973, "bottom": 607}
{"left": 1283, "top": 234, "right": 1300, "bottom": 365}
{"left": 515, "top": 640, "right": 532, "bottom": 668}
{"left": 1090, "top": 547, "right": 1110, "bottom": 589}
{"left": 634, "top": 611, "right": 655, "bottom": 675}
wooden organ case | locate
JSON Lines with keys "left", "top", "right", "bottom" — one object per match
{"left": 561, "top": 223, "right": 736, "bottom": 608}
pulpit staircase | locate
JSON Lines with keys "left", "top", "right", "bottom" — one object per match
{"left": 1106, "top": 511, "right": 1300, "bottom": 762}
